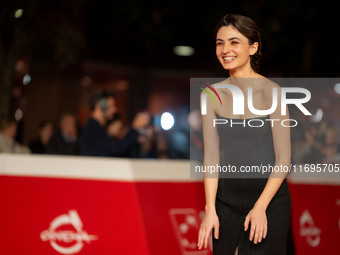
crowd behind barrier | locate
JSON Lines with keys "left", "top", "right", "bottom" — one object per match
{"left": 0, "top": 90, "right": 204, "bottom": 160}
{"left": 1, "top": 102, "right": 340, "bottom": 166}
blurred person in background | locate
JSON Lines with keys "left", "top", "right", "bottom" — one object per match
{"left": 0, "top": 120, "right": 30, "bottom": 154}
{"left": 106, "top": 113, "right": 134, "bottom": 157}
{"left": 80, "top": 90, "right": 150, "bottom": 157}
{"left": 137, "top": 123, "right": 157, "bottom": 158}
{"left": 188, "top": 108, "right": 204, "bottom": 163}
{"left": 45, "top": 113, "right": 79, "bottom": 155}
{"left": 107, "top": 113, "right": 124, "bottom": 139}
{"left": 168, "top": 106, "right": 190, "bottom": 159}
{"left": 106, "top": 112, "right": 157, "bottom": 158}
{"left": 28, "top": 120, "right": 54, "bottom": 154}
{"left": 321, "top": 123, "right": 340, "bottom": 164}
{"left": 292, "top": 125, "right": 323, "bottom": 164}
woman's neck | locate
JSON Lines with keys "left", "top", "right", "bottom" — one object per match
{"left": 229, "top": 66, "right": 257, "bottom": 78}
{"left": 227, "top": 65, "right": 263, "bottom": 90}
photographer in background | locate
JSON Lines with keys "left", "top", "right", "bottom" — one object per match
{"left": 45, "top": 113, "right": 79, "bottom": 155}
{"left": 80, "top": 90, "right": 149, "bottom": 157}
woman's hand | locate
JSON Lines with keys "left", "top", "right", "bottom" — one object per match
{"left": 244, "top": 204, "right": 267, "bottom": 244}
{"left": 197, "top": 210, "right": 219, "bottom": 250}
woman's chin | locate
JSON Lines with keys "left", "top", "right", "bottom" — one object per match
{"left": 222, "top": 65, "right": 235, "bottom": 71}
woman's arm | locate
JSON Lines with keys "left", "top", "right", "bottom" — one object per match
{"left": 256, "top": 84, "right": 291, "bottom": 208}
{"left": 202, "top": 91, "right": 220, "bottom": 212}
{"left": 197, "top": 88, "right": 221, "bottom": 250}
{"left": 244, "top": 83, "right": 291, "bottom": 244}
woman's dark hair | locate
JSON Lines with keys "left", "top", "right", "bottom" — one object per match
{"left": 214, "top": 14, "right": 262, "bottom": 72}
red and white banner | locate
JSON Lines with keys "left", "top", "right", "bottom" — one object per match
{"left": 0, "top": 154, "right": 339, "bottom": 254}
{"left": 288, "top": 181, "right": 340, "bottom": 254}
{"left": 0, "top": 154, "right": 208, "bottom": 255}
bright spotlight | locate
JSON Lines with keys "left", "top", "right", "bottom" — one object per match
{"left": 23, "top": 74, "right": 31, "bottom": 85}
{"left": 334, "top": 83, "right": 340, "bottom": 94}
{"left": 14, "top": 9, "right": 23, "bottom": 18}
{"left": 160, "top": 112, "right": 175, "bottom": 130}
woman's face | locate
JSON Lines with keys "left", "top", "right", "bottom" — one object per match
{"left": 216, "top": 25, "right": 258, "bottom": 71}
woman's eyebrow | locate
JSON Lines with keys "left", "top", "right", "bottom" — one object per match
{"left": 228, "top": 37, "right": 241, "bottom": 41}
{"left": 216, "top": 37, "right": 241, "bottom": 42}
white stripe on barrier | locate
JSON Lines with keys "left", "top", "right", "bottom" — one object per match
{"left": 0, "top": 154, "right": 198, "bottom": 182}
{"left": 0, "top": 154, "right": 339, "bottom": 184}
{"left": 0, "top": 154, "right": 134, "bottom": 181}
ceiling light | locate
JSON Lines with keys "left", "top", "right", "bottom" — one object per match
{"left": 14, "top": 9, "right": 23, "bottom": 18}
{"left": 173, "top": 46, "right": 195, "bottom": 56}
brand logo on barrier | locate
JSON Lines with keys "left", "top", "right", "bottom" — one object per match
{"left": 40, "top": 210, "right": 98, "bottom": 254}
{"left": 299, "top": 210, "right": 321, "bottom": 247}
{"left": 169, "top": 208, "right": 209, "bottom": 255}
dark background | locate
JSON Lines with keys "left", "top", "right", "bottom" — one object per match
{"left": 1, "top": 0, "right": 340, "bottom": 144}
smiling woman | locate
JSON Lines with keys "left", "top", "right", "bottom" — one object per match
{"left": 197, "top": 14, "right": 292, "bottom": 255}
{"left": 214, "top": 14, "right": 262, "bottom": 74}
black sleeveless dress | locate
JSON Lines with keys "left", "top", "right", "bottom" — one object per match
{"left": 212, "top": 114, "right": 291, "bottom": 255}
